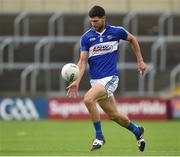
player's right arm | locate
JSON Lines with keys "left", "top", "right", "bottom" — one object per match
{"left": 76, "top": 52, "right": 88, "bottom": 84}
{"left": 67, "top": 52, "right": 88, "bottom": 98}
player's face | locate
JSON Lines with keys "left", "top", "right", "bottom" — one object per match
{"left": 89, "top": 16, "right": 105, "bottom": 32}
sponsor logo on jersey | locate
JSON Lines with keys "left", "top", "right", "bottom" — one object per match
{"left": 89, "top": 41, "right": 118, "bottom": 57}
{"left": 92, "top": 44, "right": 113, "bottom": 53}
{"left": 0, "top": 98, "right": 39, "bottom": 120}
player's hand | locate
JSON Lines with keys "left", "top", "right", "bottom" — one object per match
{"left": 138, "top": 60, "right": 146, "bottom": 75}
{"left": 66, "top": 81, "right": 79, "bottom": 98}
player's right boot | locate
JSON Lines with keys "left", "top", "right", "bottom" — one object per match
{"left": 137, "top": 127, "right": 146, "bottom": 152}
{"left": 91, "top": 137, "right": 106, "bottom": 151}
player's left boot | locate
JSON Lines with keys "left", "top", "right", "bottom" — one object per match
{"left": 91, "top": 137, "right": 106, "bottom": 151}
{"left": 137, "top": 127, "right": 146, "bottom": 152}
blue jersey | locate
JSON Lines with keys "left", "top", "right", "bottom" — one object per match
{"left": 80, "top": 24, "right": 128, "bottom": 79}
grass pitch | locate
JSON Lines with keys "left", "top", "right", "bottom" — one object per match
{"left": 0, "top": 120, "right": 180, "bottom": 156}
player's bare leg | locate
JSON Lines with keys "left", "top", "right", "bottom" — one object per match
{"left": 83, "top": 83, "right": 107, "bottom": 151}
{"left": 84, "top": 83, "right": 107, "bottom": 122}
{"left": 98, "top": 96, "right": 130, "bottom": 127}
{"left": 98, "top": 96, "right": 146, "bottom": 152}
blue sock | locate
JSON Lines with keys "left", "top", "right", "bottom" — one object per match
{"left": 93, "top": 121, "right": 104, "bottom": 139}
{"left": 127, "top": 121, "right": 141, "bottom": 140}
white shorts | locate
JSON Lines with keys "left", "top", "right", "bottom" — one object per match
{"left": 90, "top": 75, "right": 119, "bottom": 97}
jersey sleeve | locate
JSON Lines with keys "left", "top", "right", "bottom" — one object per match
{"left": 116, "top": 27, "right": 128, "bottom": 40}
{"left": 80, "top": 35, "right": 89, "bottom": 52}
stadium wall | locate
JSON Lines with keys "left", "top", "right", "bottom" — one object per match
{"left": 0, "top": 97, "right": 179, "bottom": 120}
{"left": 0, "top": 0, "right": 180, "bottom": 12}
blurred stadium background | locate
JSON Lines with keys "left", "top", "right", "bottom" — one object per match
{"left": 0, "top": 0, "right": 180, "bottom": 156}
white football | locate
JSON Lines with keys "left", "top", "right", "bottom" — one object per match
{"left": 61, "top": 63, "right": 80, "bottom": 82}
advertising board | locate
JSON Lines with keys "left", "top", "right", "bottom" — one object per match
{"left": 0, "top": 98, "right": 48, "bottom": 120}
{"left": 48, "top": 97, "right": 168, "bottom": 120}
{"left": 169, "top": 97, "right": 180, "bottom": 119}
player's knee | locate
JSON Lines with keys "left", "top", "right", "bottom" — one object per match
{"left": 83, "top": 95, "right": 94, "bottom": 106}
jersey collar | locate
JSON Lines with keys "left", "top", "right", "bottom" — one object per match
{"left": 91, "top": 23, "right": 110, "bottom": 35}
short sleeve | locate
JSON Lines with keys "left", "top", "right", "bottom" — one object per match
{"left": 117, "top": 27, "right": 128, "bottom": 40}
{"left": 80, "top": 35, "right": 89, "bottom": 52}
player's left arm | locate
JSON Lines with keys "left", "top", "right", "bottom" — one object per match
{"left": 127, "top": 32, "right": 146, "bottom": 75}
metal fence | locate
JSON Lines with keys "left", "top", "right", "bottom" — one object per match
{"left": 0, "top": 11, "right": 180, "bottom": 97}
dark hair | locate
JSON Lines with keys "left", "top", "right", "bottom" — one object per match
{"left": 89, "top": 5, "right": 106, "bottom": 18}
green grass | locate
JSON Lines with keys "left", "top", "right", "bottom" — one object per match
{"left": 0, "top": 120, "right": 180, "bottom": 156}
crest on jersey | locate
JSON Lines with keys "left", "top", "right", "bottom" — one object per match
{"left": 100, "top": 37, "right": 103, "bottom": 42}
{"left": 107, "top": 35, "right": 113, "bottom": 40}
